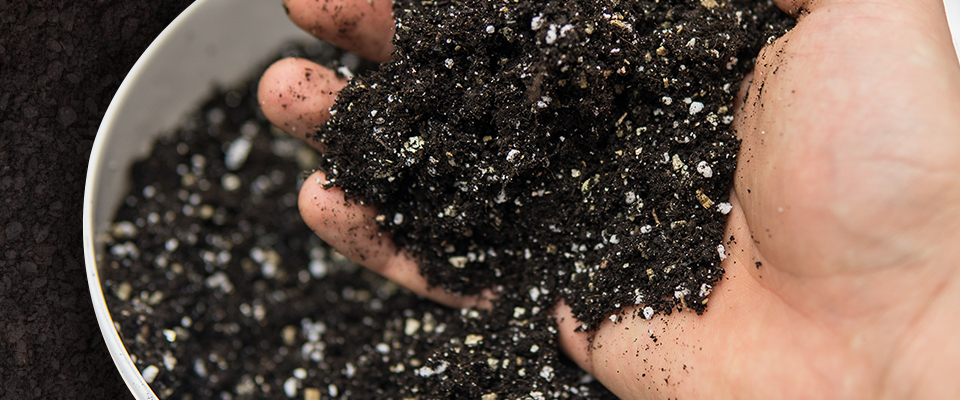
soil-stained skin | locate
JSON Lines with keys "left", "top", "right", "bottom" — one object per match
{"left": 318, "top": 0, "right": 793, "bottom": 329}
{"left": 258, "top": 57, "right": 347, "bottom": 143}
{"left": 284, "top": 0, "right": 396, "bottom": 62}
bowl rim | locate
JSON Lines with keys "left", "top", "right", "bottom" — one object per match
{"left": 83, "top": 2, "right": 212, "bottom": 397}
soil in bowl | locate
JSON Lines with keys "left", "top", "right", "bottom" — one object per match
{"left": 101, "top": 42, "right": 614, "bottom": 399}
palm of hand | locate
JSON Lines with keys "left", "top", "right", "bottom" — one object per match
{"left": 260, "top": 0, "right": 960, "bottom": 398}
{"left": 559, "top": 2, "right": 960, "bottom": 399}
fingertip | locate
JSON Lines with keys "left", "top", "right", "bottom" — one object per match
{"left": 284, "top": 0, "right": 396, "bottom": 62}
{"left": 258, "top": 58, "right": 346, "bottom": 146}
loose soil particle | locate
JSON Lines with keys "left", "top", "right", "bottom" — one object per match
{"left": 102, "top": 43, "right": 613, "bottom": 399}
{"left": 318, "top": 0, "right": 792, "bottom": 329}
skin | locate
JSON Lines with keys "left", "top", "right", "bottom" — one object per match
{"left": 259, "top": 0, "right": 960, "bottom": 398}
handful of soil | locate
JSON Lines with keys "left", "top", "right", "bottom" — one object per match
{"left": 318, "top": 0, "right": 792, "bottom": 328}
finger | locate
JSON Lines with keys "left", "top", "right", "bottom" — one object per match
{"left": 283, "top": 0, "right": 395, "bottom": 62}
{"left": 554, "top": 300, "right": 595, "bottom": 375}
{"left": 258, "top": 58, "right": 347, "bottom": 150}
{"left": 299, "top": 170, "right": 492, "bottom": 309}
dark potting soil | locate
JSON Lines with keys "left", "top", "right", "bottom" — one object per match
{"left": 102, "top": 42, "right": 613, "bottom": 399}
{"left": 317, "top": 0, "right": 792, "bottom": 329}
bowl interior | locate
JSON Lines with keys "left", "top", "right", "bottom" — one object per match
{"left": 83, "top": 0, "right": 311, "bottom": 398}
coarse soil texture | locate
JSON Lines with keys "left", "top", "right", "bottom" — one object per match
{"left": 101, "top": 42, "right": 614, "bottom": 399}
{"left": 317, "top": 0, "right": 793, "bottom": 329}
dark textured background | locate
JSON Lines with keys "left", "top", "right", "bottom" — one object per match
{"left": 0, "top": 1, "right": 195, "bottom": 398}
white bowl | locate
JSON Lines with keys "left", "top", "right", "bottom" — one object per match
{"left": 82, "top": 0, "right": 311, "bottom": 398}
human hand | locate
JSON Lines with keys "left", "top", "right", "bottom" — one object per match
{"left": 554, "top": 0, "right": 960, "bottom": 398}
{"left": 259, "top": 0, "right": 960, "bottom": 398}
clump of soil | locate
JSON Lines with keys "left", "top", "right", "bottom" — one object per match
{"left": 318, "top": 0, "right": 792, "bottom": 328}
{"left": 102, "top": 42, "right": 613, "bottom": 399}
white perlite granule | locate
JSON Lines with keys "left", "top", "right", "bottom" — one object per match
{"left": 643, "top": 306, "right": 655, "bottom": 320}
